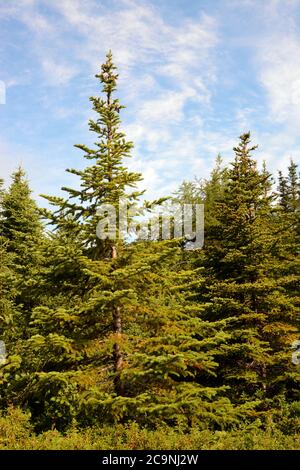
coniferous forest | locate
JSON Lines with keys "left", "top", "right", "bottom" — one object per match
{"left": 0, "top": 52, "right": 299, "bottom": 450}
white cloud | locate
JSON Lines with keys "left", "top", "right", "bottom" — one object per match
{"left": 222, "top": 0, "right": 300, "bottom": 177}
{"left": 41, "top": 59, "right": 78, "bottom": 86}
{"left": 0, "top": 0, "right": 53, "bottom": 33}
{"left": 258, "top": 34, "right": 300, "bottom": 125}
{"left": 6, "top": 0, "right": 298, "bottom": 202}
{"left": 138, "top": 88, "right": 198, "bottom": 124}
{"left": 46, "top": 0, "right": 218, "bottom": 89}
{"left": 40, "top": 0, "right": 220, "bottom": 197}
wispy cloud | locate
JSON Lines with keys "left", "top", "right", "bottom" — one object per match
{"left": 0, "top": 0, "right": 220, "bottom": 199}
{"left": 41, "top": 59, "right": 78, "bottom": 86}
{"left": 0, "top": 0, "right": 53, "bottom": 33}
{"left": 258, "top": 34, "right": 300, "bottom": 126}
{"left": 0, "top": 0, "right": 299, "bottom": 203}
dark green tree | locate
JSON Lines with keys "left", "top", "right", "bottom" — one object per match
{"left": 0, "top": 169, "right": 45, "bottom": 410}
{"left": 200, "top": 133, "right": 299, "bottom": 416}
{"left": 11, "top": 53, "right": 236, "bottom": 431}
{"left": 0, "top": 167, "right": 44, "bottom": 309}
{"left": 275, "top": 160, "right": 300, "bottom": 347}
{"left": 41, "top": 52, "right": 145, "bottom": 392}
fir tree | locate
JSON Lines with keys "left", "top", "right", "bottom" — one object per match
{"left": 0, "top": 169, "right": 45, "bottom": 409}
{"left": 9, "top": 53, "right": 175, "bottom": 429}
{"left": 1, "top": 51, "right": 298, "bottom": 436}
{"left": 13, "top": 53, "right": 235, "bottom": 431}
{"left": 40, "top": 51, "right": 145, "bottom": 395}
{"left": 202, "top": 154, "right": 228, "bottom": 233}
{"left": 0, "top": 167, "right": 44, "bottom": 309}
{"left": 201, "top": 133, "right": 299, "bottom": 414}
{"left": 275, "top": 160, "right": 300, "bottom": 348}
{"left": 0, "top": 177, "right": 16, "bottom": 344}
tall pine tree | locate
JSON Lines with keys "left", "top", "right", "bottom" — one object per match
{"left": 0, "top": 167, "right": 44, "bottom": 308}
{"left": 11, "top": 53, "right": 235, "bottom": 431}
{"left": 200, "top": 133, "right": 299, "bottom": 418}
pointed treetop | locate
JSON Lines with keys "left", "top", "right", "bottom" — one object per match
{"left": 12, "top": 166, "right": 27, "bottom": 183}
{"left": 233, "top": 132, "right": 258, "bottom": 157}
{"left": 95, "top": 50, "right": 118, "bottom": 96}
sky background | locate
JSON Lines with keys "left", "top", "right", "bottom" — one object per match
{"left": 0, "top": 0, "right": 300, "bottom": 203}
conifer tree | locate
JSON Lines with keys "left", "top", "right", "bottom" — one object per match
{"left": 173, "top": 155, "right": 227, "bottom": 240}
{"left": 41, "top": 52, "right": 145, "bottom": 393}
{"left": 202, "top": 155, "right": 228, "bottom": 233}
{"left": 276, "top": 160, "right": 300, "bottom": 338}
{"left": 11, "top": 53, "right": 237, "bottom": 431}
{"left": 0, "top": 177, "right": 15, "bottom": 343}
{"left": 0, "top": 167, "right": 44, "bottom": 309}
{"left": 200, "top": 133, "right": 299, "bottom": 415}
{"left": 9, "top": 53, "right": 173, "bottom": 428}
{"left": 0, "top": 169, "right": 45, "bottom": 410}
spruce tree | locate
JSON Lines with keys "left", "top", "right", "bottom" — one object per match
{"left": 201, "top": 133, "right": 299, "bottom": 416}
{"left": 275, "top": 160, "right": 300, "bottom": 369}
{"left": 11, "top": 52, "right": 174, "bottom": 428}
{"left": 0, "top": 169, "right": 45, "bottom": 409}
{"left": 202, "top": 155, "right": 228, "bottom": 234}
{"left": 12, "top": 52, "right": 235, "bottom": 431}
{"left": 0, "top": 167, "right": 44, "bottom": 308}
{"left": 41, "top": 52, "right": 145, "bottom": 393}
{"left": 0, "top": 177, "right": 15, "bottom": 347}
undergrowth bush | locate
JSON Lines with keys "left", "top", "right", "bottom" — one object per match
{"left": 0, "top": 407, "right": 299, "bottom": 450}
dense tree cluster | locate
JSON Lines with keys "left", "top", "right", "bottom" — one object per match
{"left": 0, "top": 53, "right": 299, "bottom": 433}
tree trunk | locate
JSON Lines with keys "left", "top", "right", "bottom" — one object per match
{"left": 113, "top": 307, "right": 123, "bottom": 362}
{"left": 111, "top": 243, "right": 123, "bottom": 394}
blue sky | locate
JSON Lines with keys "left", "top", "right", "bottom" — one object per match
{"left": 0, "top": 0, "right": 300, "bottom": 204}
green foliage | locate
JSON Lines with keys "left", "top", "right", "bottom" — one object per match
{"left": 0, "top": 167, "right": 44, "bottom": 311}
{"left": 0, "top": 167, "right": 43, "bottom": 273}
{"left": 0, "top": 54, "right": 299, "bottom": 447}
{"left": 198, "top": 134, "right": 299, "bottom": 409}
{"left": 41, "top": 50, "right": 144, "bottom": 258}
{"left": 0, "top": 408, "right": 299, "bottom": 450}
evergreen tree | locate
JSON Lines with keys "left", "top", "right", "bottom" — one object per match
{"left": 276, "top": 160, "right": 300, "bottom": 347}
{"left": 173, "top": 155, "right": 228, "bottom": 243}
{"left": 41, "top": 52, "right": 145, "bottom": 393}
{"left": 200, "top": 133, "right": 299, "bottom": 415}
{"left": 0, "top": 167, "right": 44, "bottom": 308}
{"left": 11, "top": 53, "right": 236, "bottom": 431}
{"left": 202, "top": 155, "right": 228, "bottom": 233}
{"left": 1, "top": 51, "right": 298, "bottom": 437}
{"left": 0, "top": 177, "right": 15, "bottom": 346}
{"left": 5, "top": 53, "right": 175, "bottom": 428}
{"left": 0, "top": 169, "right": 45, "bottom": 409}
